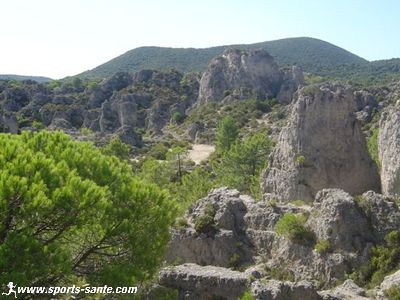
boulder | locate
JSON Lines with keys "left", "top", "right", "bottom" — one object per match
{"left": 251, "top": 280, "right": 321, "bottom": 300}
{"left": 379, "top": 106, "right": 400, "bottom": 197}
{"left": 165, "top": 188, "right": 254, "bottom": 267}
{"left": 198, "top": 49, "right": 283, "bottom": 103}
{"left": 358, "top": 191, "right": 400, "bottom": 242}
{"left": 262, "top": 84, "right": 381, "bottom": 202}
{"left": 319, "top": 279, "right": 368, "bottom": 300}
{"left": 159, "top": 263, "right": 249, "bottom": 300}
{"left": 307, "top": 189, "right": 373, "bottom": 252}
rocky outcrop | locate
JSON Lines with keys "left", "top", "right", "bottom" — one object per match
{"left": 262, "top": 84, "right": 381, "bottom": 202}
{"left": 159, "top": 263, "right": 249, "bottom": 300}
{"left": 277, "top": 66, "right": 305, "bottom": 105}
{"left": 165, "top": 188, "right": 391, "bottom": 290}
{"left": 198, "top": 49, "right": 302, "bottom": 104}
{"left": 165, "top": 188, "right": 254, "bottom": 267}
{"left": 319, "top": 279, "right": 368, "bottom": 300}
{"left": 307, "top": 189, "right": 374, "bottom": 253}
{"left": 252, "top": 280, "right": 321, "bottom": 300}
{"left": 379, "top": 106, "right": 400, "bottom": 197}
{"left": 358, "top": 191, "right": 400, "bottom": 243}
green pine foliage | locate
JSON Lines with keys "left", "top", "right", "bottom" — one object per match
{"left": 0, "top": 131, "right": 176, "bottom": 287}
{"left": 215, "top": 116, "right": 239, "bottom": 153}
{"left": 215, "top": 131, "right": 273, "bottom": 198}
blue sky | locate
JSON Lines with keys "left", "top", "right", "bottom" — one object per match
{"left": 0, "top": 0, "right": 399, "bottom": 79}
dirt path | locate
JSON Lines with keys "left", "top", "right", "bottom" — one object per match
{"left": 188, "top": 144, "right": 215, "bottom": 165}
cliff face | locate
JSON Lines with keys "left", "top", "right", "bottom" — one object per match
{"left": 261, "top": 84, "right": 381, "bottom": 202}
{"left": 379, "top": 105, "right": 400, "bottom": 197}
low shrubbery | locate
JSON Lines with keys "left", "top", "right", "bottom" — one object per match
{"left": 275, "top": 213, "right": 315, "bottom": 245}
{"left": 194, "top": 203, "right": 216, "bottom": 233}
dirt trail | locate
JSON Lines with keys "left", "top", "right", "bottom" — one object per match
{"left": 188, "top": 144, "right": 215, "bottom": 165}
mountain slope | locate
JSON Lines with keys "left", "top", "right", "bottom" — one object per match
{"left": 0, "top": 74, "right": 53, "bottom": 83}
{"left": 76, "top": 37, "right": 369, "bottom": 79}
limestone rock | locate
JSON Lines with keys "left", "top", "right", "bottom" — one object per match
{"left": 198, "top": 49, "right": 283, "bottom": 103}
{"left": 380, "top": 269, "right": 400, "bottom": 293}
{"left": 358, "top": 191, "right": 400, "bottom": 242}
{"left": 262, "top": 84, "right": 380, "bottom": 202}
{"left": 307, "top": 189, "right": 373, "bottom": 252}
{"left": 319, "top": 279, "right": 368, "bottom": 299}
{"left": 165, "top": 188, "right": 254, "bottom": 267}
{"left": 277, "top": 66, "right": 305, "bottom": 104}
{"left": 379, "top": 106, "right": 400, "bottom": 197}
{"left": 251, "top": 280, "right": 321, "bottom": 300}
{"left": 159, "top": 263, "right": 249, "bottom": 300}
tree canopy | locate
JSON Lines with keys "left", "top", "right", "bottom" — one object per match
{"left": 0, "top": 131, "right": 176, "bottom": 287}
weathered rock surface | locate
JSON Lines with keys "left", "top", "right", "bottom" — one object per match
{"left": 199, "top": 49, "right": 283, "bottom": 103}
{"left": 358, "top": 191, "right": 400, "bottom": 243}
{"left": 277, "top": 66, "right": 305, "bottom": 105}
{"left": 379, "top": 269, "right": 400, "bottom": 293}
{"left": 159, "top": 263, "right": 249, "bottom": 300}
{"left": 307, "top": 189, "right": 374, "bottom": 252}
{"left": 165, "top": 188, "right": 254, "bottom": 267}
{"left": 252, "top": 280, "right": 321, "bottom": 300}
{"left": 319, "top": 279, "right": 368, "bottom": 300}
{"left": 379, "top": 106, "right": 400, "bottom": 197}
{"left": 262, "top": 84, "right": 381, "bottom": 202}
{"left": 165, "top": 188, "right": 386, "bottom": 293}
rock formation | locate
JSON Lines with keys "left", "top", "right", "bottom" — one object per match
{"left": 198, "top": 49, "right": 303, "bottom": 104}
{"left": 379, "top": 106, "right": 400, "bottom": 197}
{"left": 262, "top": 83, "right": 381, "bottom": 202}
{"left": 160, "top": 187, "right": 399, "bottom": 298}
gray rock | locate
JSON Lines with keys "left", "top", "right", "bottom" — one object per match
{"left": 307, "top": 189, "right": 373, "bottom": 252}
{"left": 159, "top": 263, "right": 249, "bottom": 300}
{"left": 262, "top": 84, "right": 381, "bottom": 202}
{"left": 251, "top": 279, "right": 321, "bottom": 300}
{"left": 379, "top": 106, "right": 400, "bottom": 197}
{"left": 165, "top": 188, "right": 254, "bottom": 267}
{"left": 198, "top": 49, "right": 283, "bottom": 103}
{"left": 358, "top": 191, "right": 400, "bottom": 242}
{"left": 277, "top": 66, "right": 305, "bottom": 104}
{"left": 380, "top": 269, "right": 400, "bottom": 292}
{"left": 319, "top": 279, "right": 368, "bottom": 299}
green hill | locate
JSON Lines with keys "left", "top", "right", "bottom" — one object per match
{"left": 76, "top": 37, "right": 369, "bottom": 79}
{"left": 0, "top": 74, "right": 53, "bottom": 83}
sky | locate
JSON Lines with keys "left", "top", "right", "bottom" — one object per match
{"left": 1, "top": 0, "right": 399, "bottom": 79}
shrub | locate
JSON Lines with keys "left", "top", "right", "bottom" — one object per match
{"left": 367, "top": 128, "right": 380, "bottom": 169}
{"left": 171, "top": 111, "right": 185, "bottom": 124}
{"left": 175, "top": 217, "right": 188, "bottom": 229}
{"left": 315, "top": 239, "right": 333, "bottom": 254}
{"left": 384, "top": 285, "right": 400, "bottom": 300}
{"left": 296, "top": 155, "right": 306, "bottom": 166}
{"left": 194, "top": 203, "right": 216, "bottom": 233}
{"left": 238, "top": 288, "right": 254, "bottom": 300}
{"left": 229, "top": 253, "right": 241, "bottom": 269}
{"left": 148, "top": 142, "right": 169, "bottom": 160}
{"left": 275, "top": 213, "right": 315, "bottom": 245}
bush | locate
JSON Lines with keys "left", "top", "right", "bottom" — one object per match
{"left": 238, "top": 288, "right": 254, "bottom": 300}
{"left": 275, "top": 213, "right": 315, "bottom": 245}
{"left": 148, "top": 142, "right": 169, "bottom": 160}
{"left": 102, "top": 136, "right": 131, "bottom": 160}
{"left": 0, "top": 131, "right": 177, "bottom": 287}
{"left": 349, "top": 230, "right": 400, "bottom": 288}
{"left": 296, "top": 155, "right": 306, "bottom": 166}
{"left": 385, "top": 285, "right": 400, "bottom": 300}
{"left": 367, "top": 128, "right": 380, "bottom": 169}
{"left": 194, "top": 203, "right": 216, "bottom": 233}
{"left": 229, "top": 253, "right": 241, "bottom": 269}
{"left": 315, "top": 239, "right": 333, "bottom": 254}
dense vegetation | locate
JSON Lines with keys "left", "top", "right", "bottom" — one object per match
{"left": 0, "top": 74, "right": 53, "bottom": 83}
{"left": 77, "top": 37, "right": 370, "bottom": 79}
{"left": 0, "top": 131, "right": 176, "bottom": 288}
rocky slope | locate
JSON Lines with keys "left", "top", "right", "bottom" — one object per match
{"left": 158, "top": 187, "right": 400, "bottom": 299}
